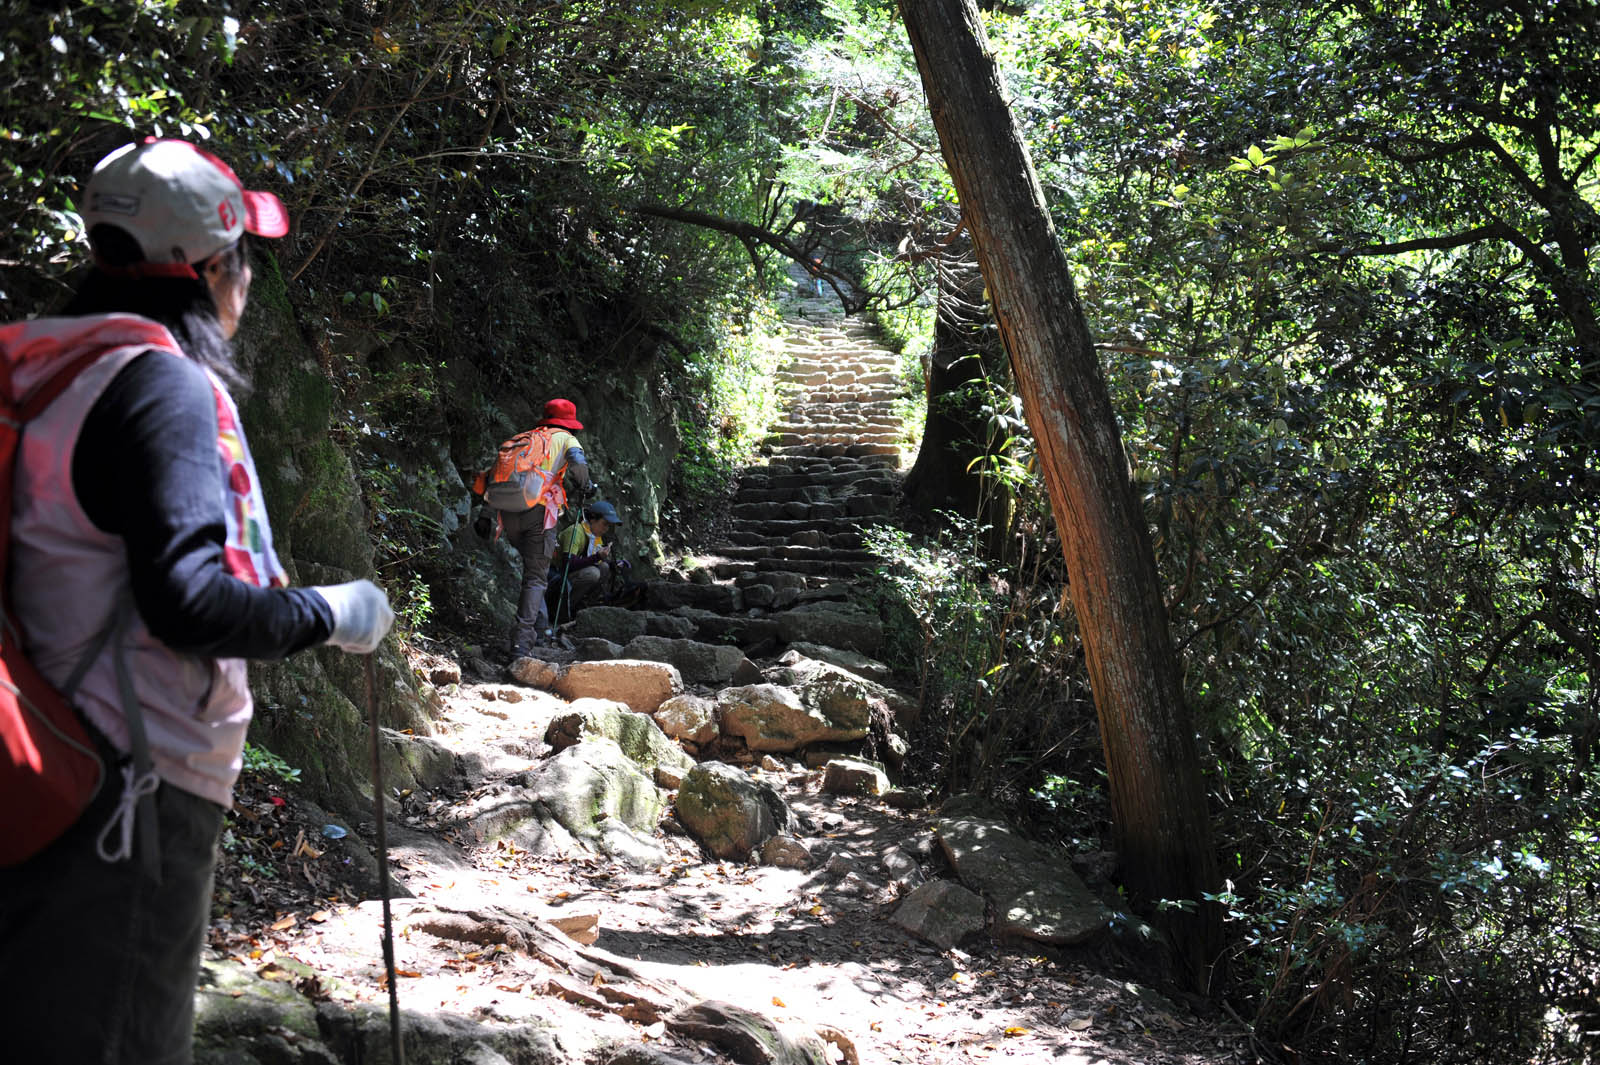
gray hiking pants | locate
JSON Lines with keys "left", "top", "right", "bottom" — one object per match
{"left": 567, "top": 559, "right": 611, "bottom": 614}
{"left": 0, "top": 731, "right": 223, "bottom": 1065}
{"left": 501, "top": 503, "right": 557, "bottom": 651}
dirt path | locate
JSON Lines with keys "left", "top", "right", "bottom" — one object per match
{"left": 200, "top": 281, "right": 1246, "bottom": 1065}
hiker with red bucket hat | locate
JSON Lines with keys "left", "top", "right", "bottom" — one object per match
{"left": 472, "top": 397, "right": 595, "bottom": 655}
{"left": 0, "top": 138, "right": 393, "bottom": 1063}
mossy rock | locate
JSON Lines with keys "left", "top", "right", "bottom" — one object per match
{"left": 544, "top": 698, "right": 693, "bottom": 774}
{"left": 534, "top": 735, "right": 665, "bottom": 831}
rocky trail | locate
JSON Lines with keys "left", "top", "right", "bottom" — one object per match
{"left": 200, "top": 284, "right": 1246, "bottom": 1065}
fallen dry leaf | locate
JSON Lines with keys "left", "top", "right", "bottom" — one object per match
{"left": 270, "top": 914, "right": 297, "bottom": 932}
{"left": 772, "top": 996, "right": 786, "bottom": 1008}
{"left": 1004, "top": 1027, "right": 1029, "bottom": 1038}
{"left": 1067, "top": 1017, "right": 1093, "bottom": 1031}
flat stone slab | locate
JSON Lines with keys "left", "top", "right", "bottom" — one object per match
{"left": 622, "top": 635, "right": 746, "bottom": 686}
{"left": 783, "top": 643, "right": 895, "bottom": 686}
{"left": 775, "top": 603, "right": 883, "bottom": 655}
{"left": 892, "top": 880, "right": 987, "bottom": 950}
{"left": 933, "top": 814, "right": 1111, "bottom": 945}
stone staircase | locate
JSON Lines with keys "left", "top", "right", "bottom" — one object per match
{"left": 540, "top": 287, "right": 912, "bottom": 688}
{"left": 706, "top": 297, "right": 909, "bottom": 586}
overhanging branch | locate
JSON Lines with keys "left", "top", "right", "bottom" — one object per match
{"left": 1325, "top": 219, "right": 1561, "bottom": 276}
{"left": 633, "top": 203, "right": 872, "bottom": 312}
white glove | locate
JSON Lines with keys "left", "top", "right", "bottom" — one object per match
{"left": 313, "top": 580, "right": 395, "bottom": 654}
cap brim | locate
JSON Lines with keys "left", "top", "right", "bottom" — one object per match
{"left": 242, "top": 190, "right": 289, "bottom": 238}
{"left": 543, "top": 417, "right": 584, "bottom": 430}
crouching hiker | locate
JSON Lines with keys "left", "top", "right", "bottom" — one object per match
{"left": 551, "top": 499, "right": 623, "bottom": 621}
{"left": 472, "top": 398, "right": 594, "bottom": 655}
{"left": 0, "top": 139, "right": 394, "bottom": 1065}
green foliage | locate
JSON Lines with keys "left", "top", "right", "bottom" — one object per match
{"left": 241, "top": 742, "right": 301, "bottom": 785}
{"left": 666, "top": 301, "right": 787, "bottom": 511}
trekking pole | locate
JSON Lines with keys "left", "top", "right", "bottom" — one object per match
{"left": 365, "top": 654, "right": 405, "bottom": 1065}
{"left": 550, "top": 502, "right": 581, "bottom": 632}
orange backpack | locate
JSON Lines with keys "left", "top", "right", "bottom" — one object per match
{"left": 478, "top": 426, "right": 569, "bottom": 513}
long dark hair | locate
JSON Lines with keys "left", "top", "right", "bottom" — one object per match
{"left": 62, "top": 224, "right": 250, "bottom": 394}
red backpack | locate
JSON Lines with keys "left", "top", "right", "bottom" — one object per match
{"left": 0, "top": 328, "right": 122, "bottom": 865}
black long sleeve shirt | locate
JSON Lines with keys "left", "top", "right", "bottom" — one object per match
{"left": 71, "top": 351, "right": 333, "bottom": 658}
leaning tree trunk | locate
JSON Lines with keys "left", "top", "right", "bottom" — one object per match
{"left": 897, "top": 0, "right": 1222, "bottom": 988}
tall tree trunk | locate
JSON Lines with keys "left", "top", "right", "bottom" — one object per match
{"left": 897, "top": 0, "right": 1222, "bottom": 988}
{"left": 903, "top": 246, "right": 1013, "bottom": 559}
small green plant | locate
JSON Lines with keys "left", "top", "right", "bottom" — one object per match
{"left": 395, "top": 572, "right": 434, "bottom": 632}
{"left": 241, "top": 742, "right": 301, "bottom": 784}
{"left": 236, "top": 854, "right": 276, "bottom": 880}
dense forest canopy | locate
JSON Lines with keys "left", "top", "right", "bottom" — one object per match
{"left": 2, "top": 0, "right": 1596, "bottom": 1061}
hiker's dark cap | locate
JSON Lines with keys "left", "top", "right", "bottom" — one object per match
{"left": 540, "top": 398, "right": 583, "bottom": 431}
{"left": 585, "top": 500, "right": 621, "bottom": 524}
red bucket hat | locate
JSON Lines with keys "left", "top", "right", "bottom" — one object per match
{"left": 540, "top": 398, "right": 583, "bottom": 431}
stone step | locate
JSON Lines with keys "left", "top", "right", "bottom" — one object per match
{"left": 787, "top": 388, "right": 904, "bottom": 404}
{"left": 709, "top": 543, "right": 876, "bottom": 565}
{"left": 752, "top": 453, "right": 900, "bottom": 474}
{"left": 738, "top": 470, "right": 902, "bottom": 491}
{"left": 765, "top": 431, "right": 902, "bottom": 448}
{"left": 712, "top": 557, "right": 867, "bottom": 579}
{"left": 770, "top": 420, "right": 902, "bottom": 435}
{"left": 768, "top": 442, "right": 903, "bottom": 461}
{"left": 781, "top": 359, "right": 902, "bottom": 374}
{"left": 726, "top": 514, "right": 888, "bottom": 537}
{"left": 729, "top": 493, "right": 897, "bottom": 524}
{"left": 723, "top": 528, "right": 864, "bottom": 550}
{"left": 735, "top": 481, "right": 898, "bottom": 504}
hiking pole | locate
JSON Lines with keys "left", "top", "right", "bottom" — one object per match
{"left": 550, "top": 501, "right": 581, "bottom": 635}
{"left": 365, "top": 654, "right": 405, "bottom": 1065}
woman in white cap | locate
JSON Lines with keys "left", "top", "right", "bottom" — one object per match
{"left": 0, "top": 138, "right": 393, "bottom": 1063}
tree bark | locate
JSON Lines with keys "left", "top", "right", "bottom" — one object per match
{"left": 897, "top": 0, "right": 1222, "bottom": 987}
{"left": 903, "top": 246, "right": 1013, "bottom": 558}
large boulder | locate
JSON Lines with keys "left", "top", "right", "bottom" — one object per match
{"left": 653, "top": 694, "right": 719, "bottom": 746}
{"left": 933, "top": 813, "right": 1111, "bottom": 945}
{"left": 543, "top": 699, "right": 693, "bottom": 774}
{"left": 770, "top": 655, "right": 913, "bottom": 727}
{"left": 569, "top": 606, "right": 648, "bottom": 645}
{"left": 622, "top": 635, "right": 746, "bottom": 686}
{"left": 715, "top": 684, "right": 868, "bottom": 753}
{"left": 531, "top": 739, "right": 668, "bottom": 867}
{"left": 554, "top": 660, "right": 682, "bottom": 715}
{"left": 676, "top": 762, "right": 792, "bottom": 860}
{"left": 776, "top": 603, "right": 883, "bottom": 655}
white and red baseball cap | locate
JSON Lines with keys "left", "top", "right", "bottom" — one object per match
{"left": 83, "top": 137, "right": 288, "bottom": 276}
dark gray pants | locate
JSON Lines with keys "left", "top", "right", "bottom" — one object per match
{"left": 500, "top": 504, "right": 557, "bottom": 652}
{"left": 0, "top": 748, "right": 223, "bottom": 1064}
{"left": 568, "top": 559, "right": 611, "bottom": 613}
